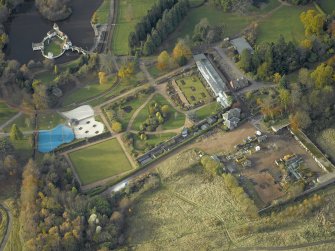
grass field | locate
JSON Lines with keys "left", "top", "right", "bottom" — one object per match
{"left": 194, "top": 102, "right": 220, "bottom": 120}
{"left": 162, "top": 4, "right": 252, "bottom": 51}
{"left": 95, "top": 0, "right": 110, "bottom": 24}
{"left": 176, "top": 75, "right": 211, "bottom": 105}
{"left": 62, "top": 76, "right": 116, "bottom": 106}
{"left": 256, "top": 5, "right": 312, "bottom": 44}
{"left": 131, "top": 94, "right": 185, "bottom": 131}
{"left": 69, "top": 139, "right": 132, "bottom": 185}
{"left": 38, "top": 113, "right": 66, "bottom": 130}
{"left": 112, "top": 0, "right": 155, "bottom": 55}
{"left": 318, "top": 0, "right": 335, "bottom": 14}
{"left": 124, "top": 149, "right": 335, "bottom": 250}
{"left": 316, "top": 127, "right": 335, "bottom": 162}
{"left": 0, "top": 102, "right": 17, "bottom": 126}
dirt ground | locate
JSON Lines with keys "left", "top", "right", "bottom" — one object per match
{"left": 189, "top": 122, "right": 257, "bottom": 153}
{"left": 188, "top": 121, "right": 326, "bottom": 206}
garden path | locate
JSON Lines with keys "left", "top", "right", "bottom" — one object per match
{"left": 126, "top": 93, "right": 155, "bottom": 131}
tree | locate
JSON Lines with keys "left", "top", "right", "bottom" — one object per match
{"left": 273, "top": 73, "right": 281, "bottom": 84}
{"left": 278, "top": 88, "right": 290, "bottom": 111}
{"left": 4, "top": 155, "right": 18, "bottom": 176}
{"left": 192, "top": 18, "right": 210, "bottom": 43}
{"left": 300, "top": 10, "right": 325, "bottom": 36}
{"left": 310, "top": 63, "right": 334, "bottom": 89}
{"left": 54, "top": 65, "right": 58, "bottom": 75}
{"left": 161, "top": 105, "right": 170, "bottom": 116}
{"left": 111, "top": 121, "right": 122, "bottom": 133}
{"left": 157, "top": 51, "right": 171, "bottom": 70}
{"left": 98, "top": 71, "right": 108, "bottom": 85}
{"left": 289, "top": 110, "right": 311, "bottom": 130}
{"left": 239, "top": 49, "right": 252, "bottom": 72}
{"left": 32, "top": 80, "right": 51, "bottom": 110}
{"left": 117, "top": 63, "right": 134, "bottom": 79}
{"left": 143, "top": 34, "right": 155, "bottom": 56}
{"left": 91, "top": 12, "right": 98, "bottom": 24}
{"left": 9, "top": 124, "right": 23, "bottom": 141}
{"left": 172, "top": 40, "right": 191, "bottom": 66}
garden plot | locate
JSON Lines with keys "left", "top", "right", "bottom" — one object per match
{"left": 175, "top": 75, "right": 212, "bottom": 106}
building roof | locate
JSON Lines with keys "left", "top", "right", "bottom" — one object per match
{"left": 61, "top": 105, "right": 95, "bottom": 121}
{"left": 223, "top": 108, "right": 241, "bottom": 120}
{"left": 230, "top": 37, "right": 254, "bottom": 55}
{"left": 194, "top": 54, "right": 231, "bottom": 108}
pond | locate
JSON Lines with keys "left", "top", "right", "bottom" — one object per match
{"left": 5, "top": 0, "right": 103, "bottom": 64}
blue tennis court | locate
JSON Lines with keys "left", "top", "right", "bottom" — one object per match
{"left": 38, "top": 124, "right": 75, "bottom": 153}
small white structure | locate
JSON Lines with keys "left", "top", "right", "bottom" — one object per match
{"left": 61, "top": 105, "right": 105, "bottom": 139}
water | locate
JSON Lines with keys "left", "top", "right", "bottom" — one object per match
{"left": 38, "top": 124, "right": 75, "bottom": 153}
{"left": 5, "top": 0, "right": 103, "bottom": 64}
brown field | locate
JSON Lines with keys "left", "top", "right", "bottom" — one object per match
{"left": 187, "top": 122, "right": 325, "bottom": 206}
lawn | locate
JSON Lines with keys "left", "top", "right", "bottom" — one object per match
{"left": 318, "top": 0, "right": 335, "bottom": 14}
{"left": 34, "top": 70, "right": 55, "bottom": 83}
{"left": 3, "top": 113, "right": 34, "bottom": 133}
{"left": 131, "top": 132, "right": 176, "bottom": 153}
{"left": 69, "top": 139, "right": 132, "bottom": 185}
{"left": 38, "top": 112, "right": 66, "bottom": 130}
{"left": 194, "top": 102, "right": 220, "bottom": 120}
{"left": 0, "top": 102, "right": 17, "bottom": 126}
{"left": 44, "top": 37, "right": 64, "bottom": 56}
{"left": 162, "top": 4, "right": 252, "bottom": 51}
{"left": 131, "top": 94, "right": 186, "bottom": 131}
{"left": 256, "top": 5, "right": 313, "bottom": 45}
{"left": 112, "top": 0, "right": 156, "bottom": 55}
{"left": 95, "top": 0, "right": 110, "bottom": 24}
{"left": 103, "top": 91, "right": 152, "bottom": 129}
{"left": 176, "top": 75, "right": 211, "bottom": 105}
{"left": 62, "top": 76, "right": 117, "bottom": 106}
{"left": 147, "top": 64, "right": 172, "bottom": 79}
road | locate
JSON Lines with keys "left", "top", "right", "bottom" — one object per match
{"left": 0, "top": 204, "right": 12, "bottom": 251}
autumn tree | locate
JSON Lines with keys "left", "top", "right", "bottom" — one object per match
{"left": 172, "top": 40, "right": 191, "bottom": 66}
{"left": 98, "top": 71, "right": 108, "bottom": 85}
{"left": 289, "top": 110, "right": 311, "bottom": 130}
{"left": 273, "top": 73, "right": 281, "bottom": 84}
{"left": 300, "top": 10, "right": 325, "bottom": 37}
{"left": 278, "top": 88, "right": 290, "bottom": 111}
{"left": 157, "top": 51, "right": 171, "bottom": 70}
{"left": 310, "top": 63, "right": 334, "bottom": 89}
{"left": 91, "top": 11, "right": 98, "bottom": 24}
{"left": 111, "top": 121, "right": 122, "bottom": 133}
{"left": 117, "top": 62, "right": 134, "bottom": 79}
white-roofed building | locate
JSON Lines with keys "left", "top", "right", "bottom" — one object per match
{"left": 194, "top": 54, "right": 232, "bottom": 109}
{"left": 61, "top": 105, "right": 105, "bottom": 139}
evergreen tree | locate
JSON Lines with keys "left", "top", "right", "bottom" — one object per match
{"left": 9, "top": 123, "right": 23, "bottom": 142}
{"left": 143, "top": 34, "right": 155, "bottom": 56}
